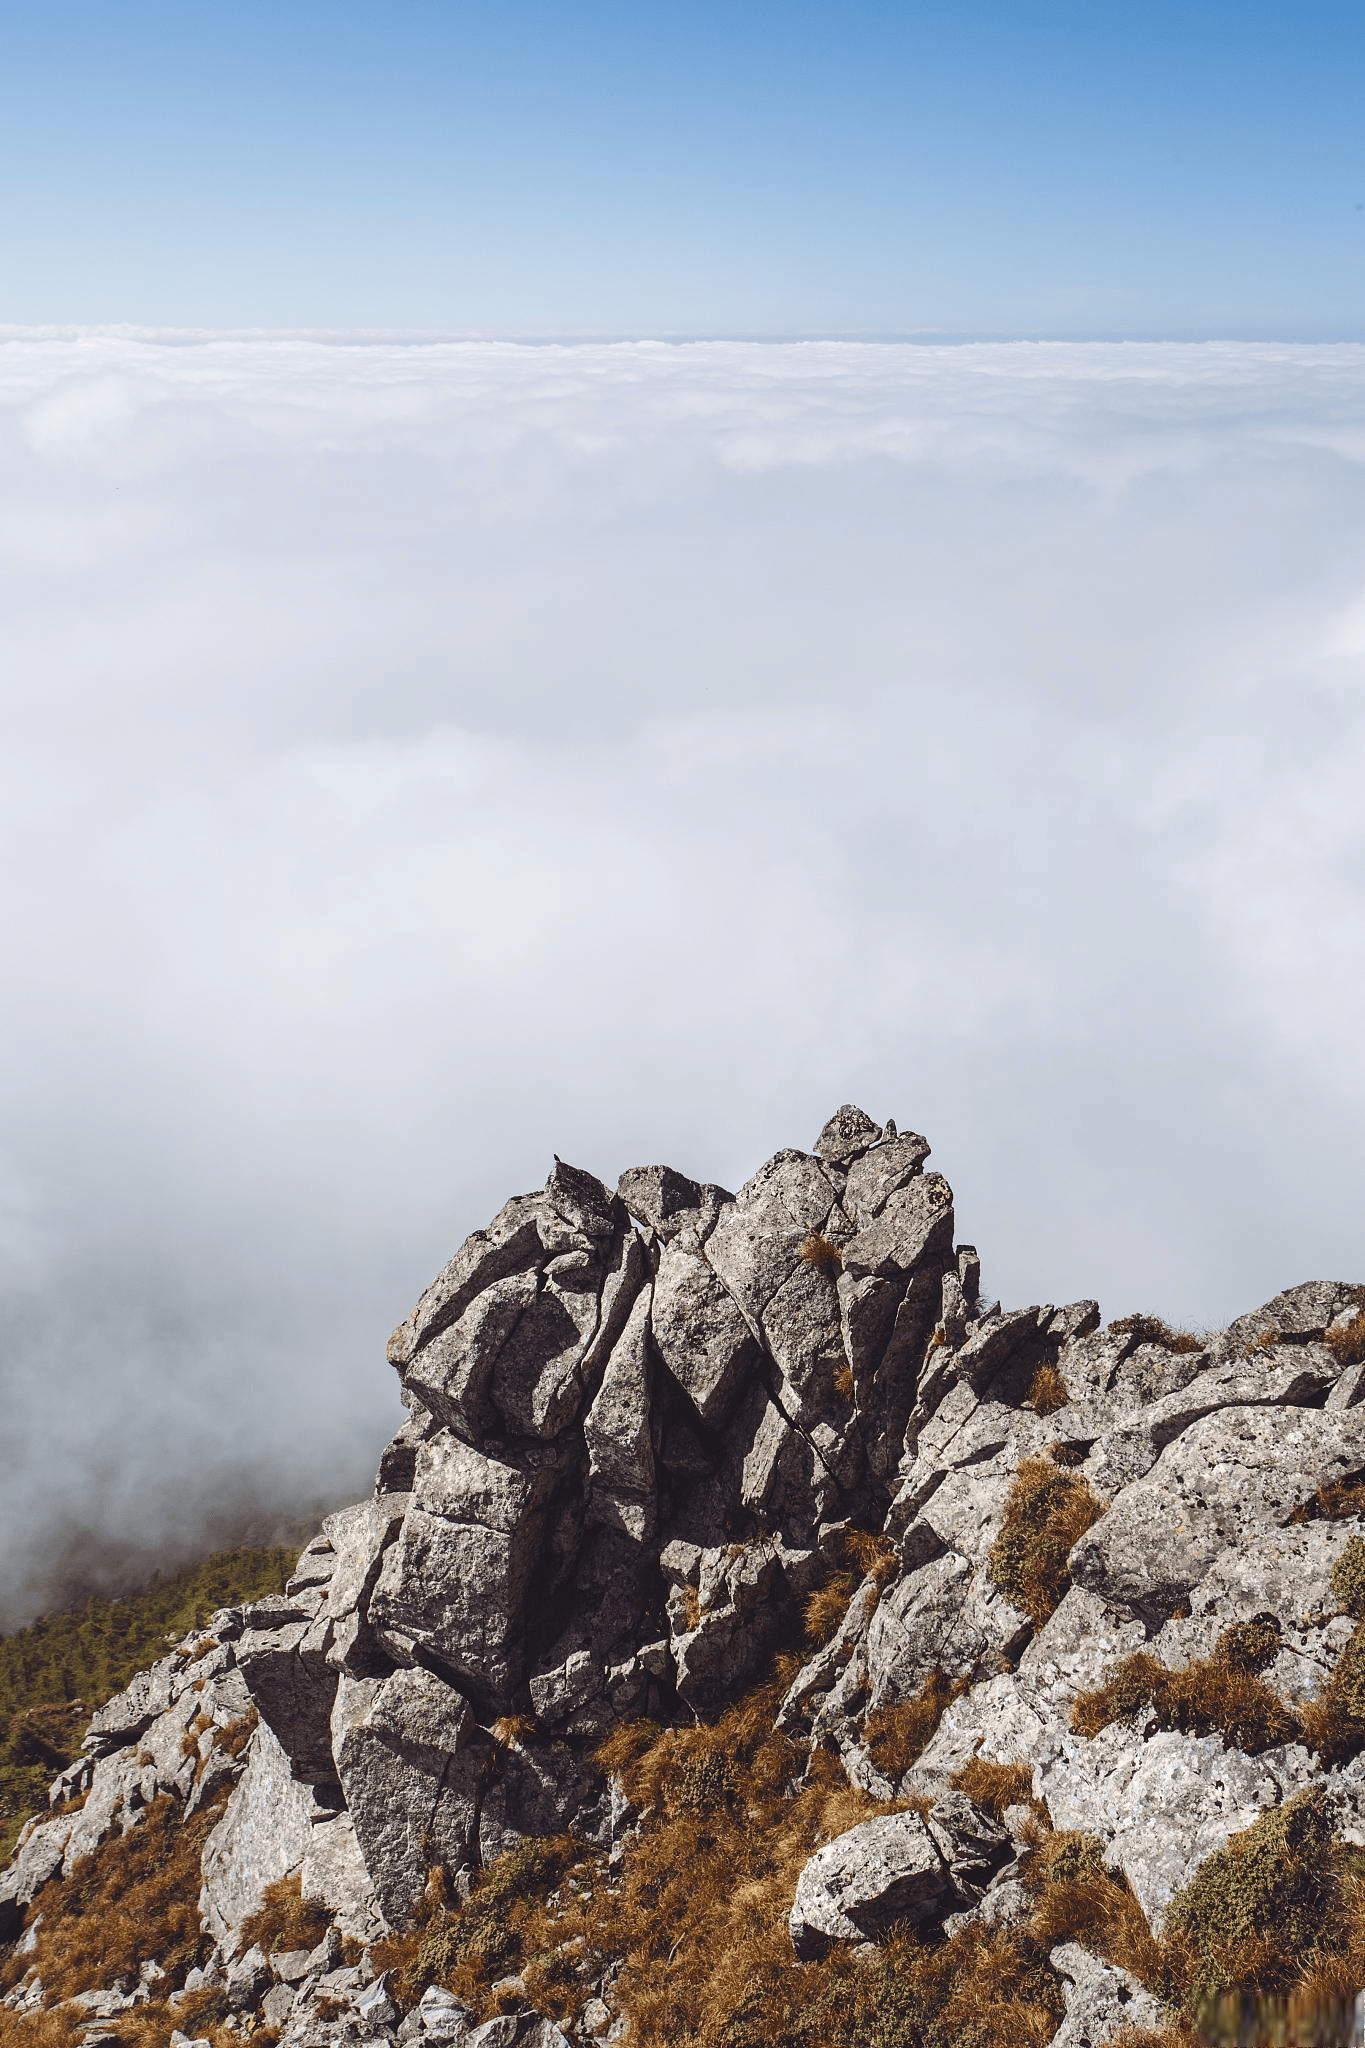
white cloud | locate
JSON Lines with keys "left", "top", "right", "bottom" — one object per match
{"left": 2, "top": 331, "right": 1364, "bottom": 1621}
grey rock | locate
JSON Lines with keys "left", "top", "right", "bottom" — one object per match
{"left": 584, "top": 1285, "right": 656, "bottom": 1541}
{"left": 367, "top": 1432, "right": 563, "bottom": 1705}
{"left": 82, "top": 1660, "right": 177, "bottom": 1757}
{"left": 1082, "top": 1349, "right": 1341, "bottom": 1496}
{"left": 1224, "top": 1280, "right": 1362, "bottom": 1350}
{"left": 272, "top": 1948, "right": 315, "bottom": 1985}
{"left": 651, "top": 1244, "right": 757, "bottom": 1427}
{"left": 923, "top": 1790, "right": 1013, "bottom": 1899}
{"left": 1049, "top": 1942, "right": 1167, "bottom": 2047}
{"left": 671, "top": 1542, "right": 784, "bottom": 1712}
{"left": 615, "top": 1164, "right": 729, "bottom": 1242}
{"left": 789, "top": 1811, "right": 951, "bottom": 1957}
{"left": 1070, "top": 1405, "right": 1365, "bottom": 1626}
{"left": 331, "top": 1665, "right": 483, "bottom": 1928}
{"left": 225, "top": 1944, "right": 272, "bottom": 2011}
{"left": 842, "top": 1131, "right": 932, "bottom": 1227}
{"left": 705, "top": 1150, "right": 842, "bottom": 1329}
{"left": 1038, "top": 1721, "right": 1293, "bottom": 1926}
{"left": 262, "top": 1982, "right": 298, "bottom": 2029}
{"left": 199, "top": 1722, "right": 323, "bottom": 1953}
{"left": 233, "top": 1597, "right": 339, "bottom": 1783}
{"left": 814, "top": 1104, "right": 884, "bottom": 1165}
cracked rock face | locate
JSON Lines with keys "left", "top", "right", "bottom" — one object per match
{"left": 8, "top": 1105, "right": 1365, "bottom": 2048}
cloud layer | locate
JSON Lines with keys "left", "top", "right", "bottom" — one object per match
{"left": 2, "top": 333, "right": 1364, "bottom": 1624}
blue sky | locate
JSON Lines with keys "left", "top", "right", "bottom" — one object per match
{"left": 1, "top": 0, "right": 1363, "bottom": 332}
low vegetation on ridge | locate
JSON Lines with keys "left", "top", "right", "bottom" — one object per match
{"left": 0, "top": 1548, "right": 296, "bottom": 1862}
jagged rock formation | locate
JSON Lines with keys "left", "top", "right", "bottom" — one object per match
{"left": 5, "top": 1107, "right": 1365, "bottom": 2048}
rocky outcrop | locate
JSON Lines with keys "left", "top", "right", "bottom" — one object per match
{"left": 6, "top": 1108, "right": 1365, "bottom": 2048}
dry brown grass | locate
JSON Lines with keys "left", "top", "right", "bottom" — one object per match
{"left": 949, "top": 1756, "right": 1036, "bottom": 1817}
{"left": 238, "top": 1871, "right": 331, "bottom": 1957}
{"left": 864, "top": 1671, "right": 963, "bottom": 1782}
{"left": 1020, "top": 1830, "right": 1165, "bottom": 1991}
{"left": 0, "top": 1788, "right": 240, "bottom": 2048}
{"left": 1292, "top": 1476, "right": 1365, "bottom": 1523}
{"left": 987, "top": 1455, "right": 1105, "bottom": 1626}
{"left": 1108, "top": 1315, "right": 1204, "bottom": 1355}
{"left": 798, "top": 1234, "right": 843, "bottom": 1277}
{"left": 1075, "top": 1607, "right": 1365, "bottom": 1775}
{"left": 1241, "top": 1325, "right": 1283, "bottom": 1357}
{"left": 368, "top": 1673, "right": 1073, "bottom": 2048}
{"left": 803, "top": 1573, "right": 856, "bottom": 1648}
{"left": 1071, "top": 1646, "right": 1297, "bottom": 1755}
{"left": 838, "top": 1527, "right": 901, "bottom": 1592}
{"left": 1326, "top": 1295, "right": 1365, "bottom": 1371}
{"left": 1024, "top": 1363, "right": 1070, "bottom": 1416}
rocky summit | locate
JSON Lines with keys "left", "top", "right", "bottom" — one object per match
{"left": 5, "top": 1108, "right": 1365, "bottom": 2048}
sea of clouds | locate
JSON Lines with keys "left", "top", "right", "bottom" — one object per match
{"left": 1, "top": 332, "right": 1363, "bottom": 1624}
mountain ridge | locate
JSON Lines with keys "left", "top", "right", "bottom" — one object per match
{"left": 4, "top": 1106, "right": 1365, "bottom": 2048}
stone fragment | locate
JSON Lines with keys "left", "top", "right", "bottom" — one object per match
{"left": 842, "top": 1131, "right": 932, "bottom": 1227}
{"left": 615, "top": 1165, "right": 730, "bottom": 1241}
{"left": 583, "top": 1283, "right": 656, "bottom": 1538}
{"left": 232, "top": 1598, "right": 339, "bottom": 1783}
{"left": 1049, "top": 1941, "right": 1168, "bottom": 2047}
{"left": 368, "top": 1432, "right": 564, "bottom": 1705}
{"left": 199, "top": 1723, "right": 323, "bottom": 1953}
{"left": 814, "top": 1104, "right": 884, "bottom": 1164}
{"left": 789, "top": 1811, "right": 951, "bottom": 1957}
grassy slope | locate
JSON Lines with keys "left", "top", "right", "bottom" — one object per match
{"left": 0, "top": 1545, "right": 298, "bottom": 1862}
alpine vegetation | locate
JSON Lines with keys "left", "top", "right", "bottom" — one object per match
{"left": 5, "top": 1108, "right": 1365, "bottom": 2048}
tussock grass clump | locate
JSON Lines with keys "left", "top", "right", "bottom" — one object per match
{"left": 801, "top": 1530, "right": 902, "bottom": 1649}
{"left": 803, "top": 1573, "right": 856, "bottom": 1647}
{"left": 1293, "top": 1476, "right": 1365, "bottom": 1524}
{"left": 987, "top": 1455, "right": 1105, "bottom": 1626}
{"left": 864, "top": 1672, "right": 961, "bottom": 1782}
{"left": 1108, "top": 1315, "right": 1204, "bottom": 1355}
{"left": 1071, "top": 1637, "right": 1297, "bottom": 1755}
{"left": 1076, "top": 1600, "right": 1365, "bottom": 1768}
{"left": 799, "top": 1234, "right": 843, "bottom": 1277}
{"left": 239, "top": 1871, "right": 331, "bottom": 1956}
{"left": 1024, "top": 1363, "right": 1069, "bottom": 1417}
{"left": 1326, "top": 1299, "right": 1365, "bottom": 1371}
{"left": 949, "top": 1756, "right": 1036, "bottom": 1818}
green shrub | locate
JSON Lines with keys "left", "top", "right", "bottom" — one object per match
{"left": 0, "top": 1544, "right": 297, "bottom": 1861}
{"left": 1164, "top": 1791, "right": 1334, "bottom": 2005}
